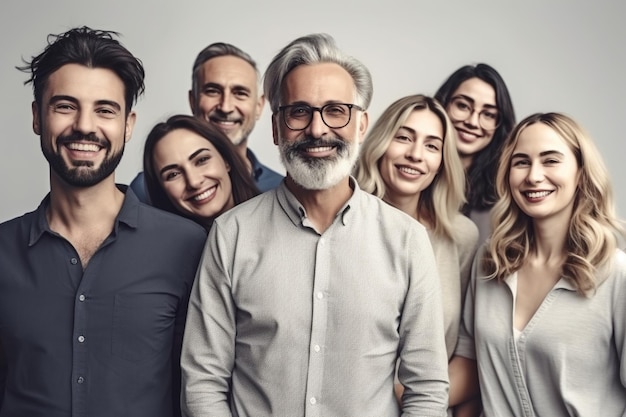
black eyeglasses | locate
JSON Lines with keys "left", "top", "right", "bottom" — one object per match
{"left": 278, "top": 103, "right": 364, "bottom": 131}
{"left": 448, "top": 96, "right": 500, "bottom": 130}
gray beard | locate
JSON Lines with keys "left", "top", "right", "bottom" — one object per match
{"left": 278, "top": 135, "right": 360, "bottom": 190}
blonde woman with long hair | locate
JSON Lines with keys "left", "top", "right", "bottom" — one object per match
{"left": 355, "top": 94, "right": 480, "bottom": 415}
{"left": 455, "top": 112, "right": 626, "bottom": 416}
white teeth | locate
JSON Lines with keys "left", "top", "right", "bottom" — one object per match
{"left": 526, "top": 191, "right": 551, "bottom": 198}
{"left": 67, "top": 143, "right": 101, "bottom": 152}
{"left": 193, "top": 187, "right": 216, "bottom": 201}
{"left": 307, "top": 146, "right": 333, "bottom": 153}
{"left": 399, "top": 166, "right": 421, "bottom": 175}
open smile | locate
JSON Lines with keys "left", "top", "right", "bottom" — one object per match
{"left": 189, "top": 185, "right": 217, "bottom": 203}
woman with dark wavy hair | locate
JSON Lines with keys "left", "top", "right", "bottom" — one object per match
{"left": 455, "top": 112, "right": 626, "bottom": 416}
{"left": 143, "top": 115, "right": 259, "bottom": 230}
{"left": 435, "top": 63, "right": 515, "bottom": 244}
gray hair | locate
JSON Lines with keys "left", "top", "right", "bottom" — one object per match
{"left": 191, "top": 42, "right": 259, "bottom": 99}
{"left": 263, "top": 33, "right": 373, "bottom": 113}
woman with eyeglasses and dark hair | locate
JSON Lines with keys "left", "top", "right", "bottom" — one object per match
{"left": 435, "top": 64, "right": 516, "bottom": 244}
{"left": 143, "top": 115, "right": 259, "bottom": 230}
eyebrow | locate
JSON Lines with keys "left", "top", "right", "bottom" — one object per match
{"left": 397, "top": 126, "right": 443, "bottom": 141}
{"left": 159, "top": 148, "right": 212, "bottom": 175}
{"left": 456, "top": 94, "right": 497, "bottom": 110}
{"left": 202, "top": 82, "right": 252, "bottom": 93}
{"left": 49, "top": 95, "right": 122, "bottom": 111}
{"left": 511, "top": 150, "right": 565, "bottom": 159}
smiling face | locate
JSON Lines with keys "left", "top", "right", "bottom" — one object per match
{"left": 447, "top": 77, "right": 498, "bottom": 165}
{"left": 33, "top": 63, "right": 135, "bottom": 187}
{"left": 509, "top": 122, "right": 580, "bottom": 226}
{"left": 379, "top": 109, "right": 444, "bottom": 206}
{"left": 273, "top": 62, "right": 368, "bottom": 190}
{"left": 190, "top": 55, "right": 264, "bottom": 147}
{"left": 152, "top": 128, "right": 234, "bottom": 226}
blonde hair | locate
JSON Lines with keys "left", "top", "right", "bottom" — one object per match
{"left": 484, "top": 112, "right": 625, "bottom": 295}
{"left": 354, "top": 94, "right": 466, "bottom": 241}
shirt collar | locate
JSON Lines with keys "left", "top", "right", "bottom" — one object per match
{"left": 246, "top": 149, "right": 263, "bottom": 182}
{"left": 28, "top": 184, "right": 140, "bottom": 247}
{"left": 276, "top": 176, "right": 358, "bottom": 229}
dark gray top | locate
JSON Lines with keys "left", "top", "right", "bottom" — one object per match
{"left": 0, "top": 186, "right": 207, "bottom": 417}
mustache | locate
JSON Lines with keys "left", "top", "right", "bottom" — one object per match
{"left": 208, "top": 111, "right": 241, "bottom": 123}
{"left": 288, "top": 136, "right": 347, "bottom": 153}
{"left": 57, "top": 132, "right": 109, "bottom": 148}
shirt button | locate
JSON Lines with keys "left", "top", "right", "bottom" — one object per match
{"left": 79, "top": 294, "right": 86, "bottom": 302}
{"left": 316, "top": 292, "right": 323, "bottom": 300}
{"left": 78, "top": 335, "right": 85, "bottom": 343}
{"left": 70, "top": 257, "right": 78, "bottom": 265}
{"left": 314, "top": 344, "right": 321, "bottom": 352}
{"left": 310, "top": 397, "right": 317, "bottom": 405}
{"left": 319, "top": 238, "right": 325, "bottom": 245}
{"left": 77, "top": 376, "right": 84, "bottom": 384}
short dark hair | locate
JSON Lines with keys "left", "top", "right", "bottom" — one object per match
{"left": 143, "top": 115, "right": 259, "bottom": 225}
{"left": 18, "top": 26, "right": 145, "bottom": 114}
{"left": 435, "top": 63, "right": 516, "bottom": 212}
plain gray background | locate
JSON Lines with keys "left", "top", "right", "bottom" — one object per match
{"left": 1, "top": 0, "right": 624, "bottom": 222}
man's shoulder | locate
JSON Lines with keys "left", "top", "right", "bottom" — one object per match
{"left": 247, "top": 148, "right": 284, "bottom": 192}
{"left": 215, "top": 191, "right": 277, "bottom": 225}
{"left": 357, "top": 191, "right": 426, "bottom": 231}
{"left": 134, "top": 203, "right": 207, "bottom": 240}
{"left": 0, "top": 210, "right": 37, "bottom": 241}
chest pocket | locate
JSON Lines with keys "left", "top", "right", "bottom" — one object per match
{"left": 111, "top": 292, "right": 178, "bottom": 362}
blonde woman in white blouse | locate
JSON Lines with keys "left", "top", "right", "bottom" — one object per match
{"left": 455, "top": 112, "right": 626, "bottom": 416}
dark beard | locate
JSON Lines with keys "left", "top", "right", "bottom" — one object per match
{"left": 42, "top": 132, "right": 124, "bottom": 187}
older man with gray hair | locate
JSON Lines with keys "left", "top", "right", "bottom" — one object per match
{"left": 181, "top": 33, "right": 449, "bottom": 417}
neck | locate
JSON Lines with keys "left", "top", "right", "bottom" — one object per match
{"left": 530, "top": 215, "right": 571, "bottom": 263}
{"left": 383, "top": 192, "right": 420, "bottom": 222}
{"left": 461, "top": 154, "right": 473, "bottom": 170}
{"left": 285, "top": 175, "right": 353, "bottom": 233}
{"left": 235, "top": 141, "right": 253, "bottom": 175}
{"left": 47, "top": 173, "right": 124, "bottom": 233}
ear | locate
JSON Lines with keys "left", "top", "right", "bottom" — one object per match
{"left": 188, "top": 90, "right": 197, "bottom": 115}
{"left": 255, "top": 94, "right": 266, "bottom": 120}
{"left": 124, "top": 111, "right": 137, "bottom": 143}
{"left": 271, "top": 113, "right": 279, "bottom": 146}
{"left": 32, "top": 101, "right": 41, "bottom": 135}
{"left": 357, "top": 111, "right": 369, "bottom": 144}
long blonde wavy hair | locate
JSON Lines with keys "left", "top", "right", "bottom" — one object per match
{"left": 354, "top": 94, "right": 466, "bottom": 241}
{"left": 484, "top": 112, "right": 624, "bottom": 295}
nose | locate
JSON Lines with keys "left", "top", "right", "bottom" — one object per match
{"left": 185, "top": 168, "right": 205, "bottom": 190}
{"left": 305, "top": 109, "right": 329, "bottom": 138}
{"left": 406, "top": 141, "right": 423, "bottom": 161}
{"left": 526, "top": 161, "right": 544, "bottom": 184}
{"left": 464, "top": 109, "right": 480, "bottom": 129}
{"left": 218, "top": 91, "right": 234, "bottom": 113}
{"left": 73, "top": 110, "right": 96, "bottom": 135}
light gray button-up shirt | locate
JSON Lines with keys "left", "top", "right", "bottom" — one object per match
{"left": 181, "top": 179, "right": 449, "bottom": 417}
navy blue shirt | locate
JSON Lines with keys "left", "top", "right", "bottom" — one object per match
{"left": 130, "top": 148, "right": 283, "bottom": 204}
{"left": 0, "top": 186, "right": 207, "bottom": 417}
{"left": 246, "top": 148, "right": 283, "bottom": 192}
